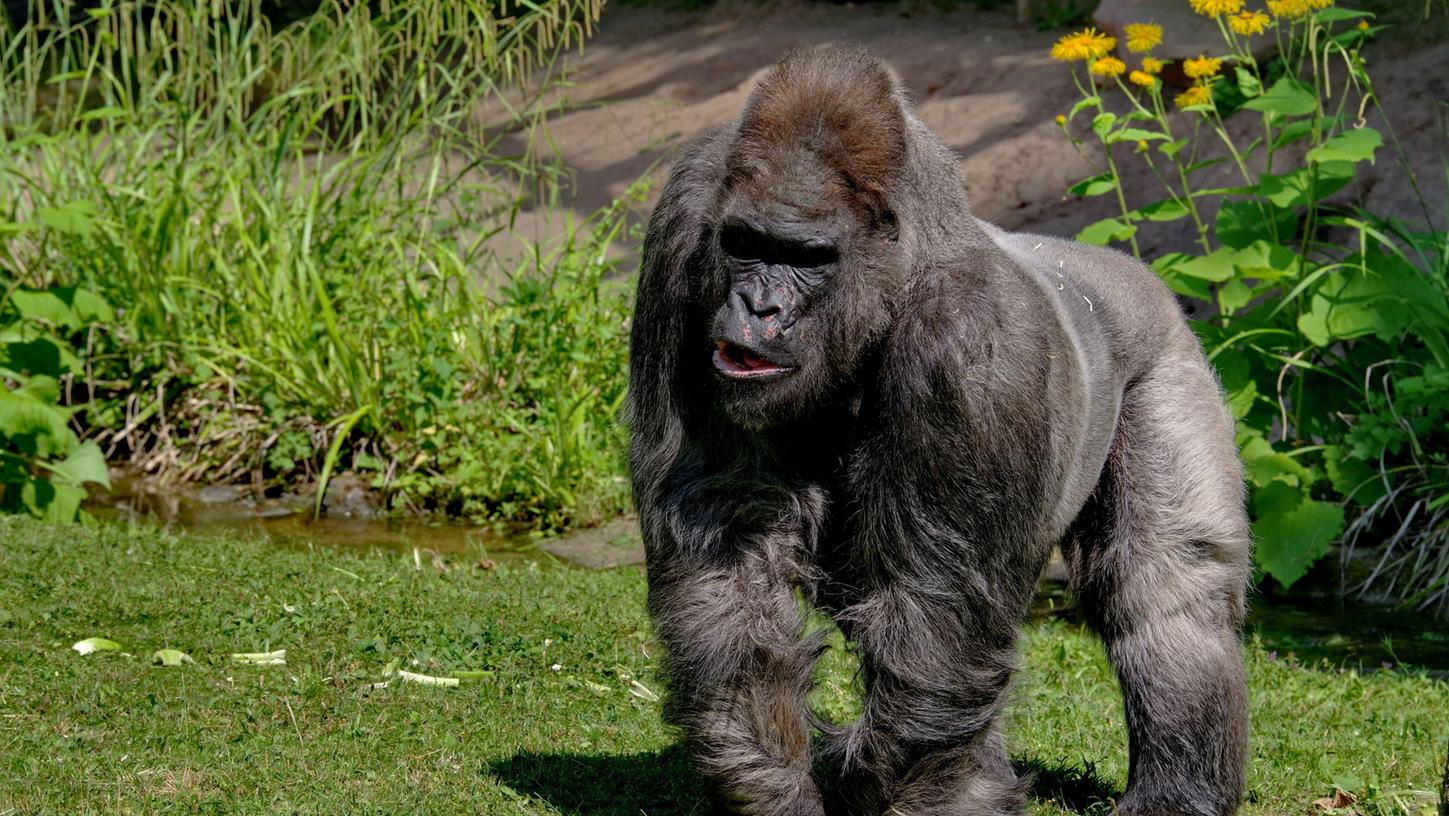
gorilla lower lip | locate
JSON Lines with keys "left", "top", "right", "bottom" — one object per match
{"left": 714, "top": 341, "right": 789, "bottom": 378}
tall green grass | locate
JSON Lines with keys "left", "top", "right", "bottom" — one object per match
{"left": 0, "top": 0, "right": 635, "bottom": 528}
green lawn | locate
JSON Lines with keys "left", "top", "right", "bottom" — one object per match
{"left": 1, "top": 517, "right": 1444, "bottom": 815}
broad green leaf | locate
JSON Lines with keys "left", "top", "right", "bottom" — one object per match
{"left": 1068, "top": 173, "right": 1117, "bottom": 198}
{"left": 1075, "top": 217, "right": 1136, "bottom": 247}
{"left": 1241, "top": 78, "right": 1317, "bottom": 117}
{"left": 1107, "top": 128, "right": 1169, "bottom": 145}
{"left": 1234, "top": 66, "right": 1262, "bottom": 98}
{"left": 1158, "top": 138, "right": 1189, "bottom": 158}
{"left": 45, "top": 441, "right": 111, "bottom": 489}
{"left": 1297, "top": 256, "right": 1449, "bottom": 346}
{"left": 1225, "top": 379, "right": 1258, "bottom": 420}
{"left": 1306, "top": 128, "right": 1382, "bottom": 165}
{"left": 1257, "top": 162, "right": 1355, "bottom": 208}
{"left": 1315, "top": 7, "right": 1372, "bottom": 22}
{"left": 1218, "top": 279, "right": 1254, "bottom": 316}
{"left": 1168, "top": 248, "right": 1237, "bottom": 282}
{"left": 1322, "top": 445, "right": 1387, "bottom": 506}
{"left": 0, "top": 337, "right": 68, "bottom": 378}
{"left": 1253, "top": 485, "right": 1344, "bottom": 588}
{"left": 1068, "top": 95, "right": 1101, "bottom": 120}
{"left": 1271, "top": 119, "right": 1315, "bottom": 151}
{"left": 0, "top": 383, "right": 75, "bottom": 457}
{"left": 1133, "top": 199, "right": 1190, "bottom": 222}
{"left": 23, "top": 479, "right": 86, "bottom": 522}
{"left": 1091, "top": 113, "right": 1118, "bottom": 139}
{"left": 1215, "top": 201, "right": 1298, "bottom": 250}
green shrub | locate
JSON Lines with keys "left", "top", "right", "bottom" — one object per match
{"left": 1051, "top": 3, "right": 1449, "bottom": 611}
{"left": 0, "top": 283, "right": 112, "bottom": 520}
{"left": 0, "top": 0, "right": 630, "bottom": 529}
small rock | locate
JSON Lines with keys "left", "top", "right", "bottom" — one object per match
{"left": 323, "top": 472, "right": 379, "bottom": 519}
{"left": 197, "top": 484, "right": 245, "bottom": 505}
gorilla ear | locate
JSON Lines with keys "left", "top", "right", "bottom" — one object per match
{"left": 734, "top": 46, "right": 908, "bottom": 219}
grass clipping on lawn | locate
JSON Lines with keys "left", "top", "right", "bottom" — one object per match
{"left": 0, "top": 516, "right": 1443, "bottom": 815}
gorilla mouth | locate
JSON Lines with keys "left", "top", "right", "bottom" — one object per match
{"left": 713, "top": 341, "right": 791, "bottom": 379}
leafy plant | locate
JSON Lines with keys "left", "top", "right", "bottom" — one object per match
{"left": 1050, "top": 2, "right": 1449, "bottom": 609}
{"left": 0, "top": 282, "right": 113, "bottom": 521}
{"left": 1, "top": 0, "right": 631, "bottom": 529}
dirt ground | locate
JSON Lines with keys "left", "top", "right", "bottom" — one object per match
{"left": 499, "top": 0, "right": 1447, "bottom": 260}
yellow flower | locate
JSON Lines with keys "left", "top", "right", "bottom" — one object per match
{"left": 1228, "top": 9, "right": 1271, "bottom": 35}
{"left": 1051, "top": 27, "right": 1117, "bottom": 62}
{"left": 1356, "top": 19, "right": 1370, "bottom": 31}
{"left": 1055, "top": 114, "right": 1067, "bottom": 126}
{"left": 1307, "top": 0, "right": 1333, "bottom": 8}
{"left": 1124, "top": 22, "right": 1163, "bottom": 53}
{"left": 1183, "top": 55, "right": 1223, "bottom": 79}
{"left": 1267, "top": 0, "right": 1310, "bottom": 18}
{"left": 1135, "top": 140, "right": 1150, "bottom": 153}
{"left": 1175, "top": 85, "right": 1214, "bottom": 108}
{"left": 1129, "top": 70, "right": 1158, "bottom": 88}
{"left": 1189, "top": 0, "right": 1243, "bottom": 16}
{"left": 1090, "top": 56, "right": 1127, "bottom": 78}
{"left": 1141, "top": 57, "right": 1166, "bottom": 75}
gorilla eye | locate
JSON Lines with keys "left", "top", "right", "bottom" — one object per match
{"left": 719, "top": 222, "right": 838, "bottom": 269}
{"left": 719, "top": 223, "right": 767, "bottom": 261}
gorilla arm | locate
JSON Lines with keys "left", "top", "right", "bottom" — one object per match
{"left": 629, "top": 132, "right": 830, "bottom": 816}
{"left": 823, "top": 247, "right": 1107, "bottom": 813}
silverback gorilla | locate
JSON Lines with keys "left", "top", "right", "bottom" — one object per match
{"left": 627, "top": 47, "right": 1250, "bottom": 816}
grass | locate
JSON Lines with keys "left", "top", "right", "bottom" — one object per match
{"left": 1, "top": 517, "right": 1445, "bottom": 814}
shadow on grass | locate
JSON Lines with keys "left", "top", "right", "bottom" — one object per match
{"left": 492, "top": 747, "right": 1118, "bottom": 815}
{"left": 491, "top": 746, "right": 709, "bottom": 816}
{"left": 1015, "top": 756, "right": 1120, "bottom": 814}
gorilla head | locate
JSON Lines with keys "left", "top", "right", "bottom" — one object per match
{"left": 706, "top": 50, "right": 908, "bottom": 429}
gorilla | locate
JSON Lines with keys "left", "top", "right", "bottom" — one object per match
{"left": 627, "top": 46, "right": 1250, "bottom": 816}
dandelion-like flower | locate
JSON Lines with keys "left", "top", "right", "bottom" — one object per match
{"left": 1307, "top": 0, "right": 1333, "bottom": 8}
{"left": 1055, "top": 114, "right": 1068, "bottom": 126}
{"left": 1356, "top": 19, "right": 1370, "bottom": 31}
{"left": 1135, "top": 140, "right": 1150, "bottom": 153}
{"left": 1051, "top": 27, "right": 1117, "bottom": 62}
{"left": 1124, "top": 23, "right": 1163, "bottom": 53}
{"left": 1228, "top": 9, "right": 1271, "bottom": 35}
{"left": 1267, "top": 0, "right": 1310, "bottom": 18}
{"left": 1189, "top": 0, "right": 1243, "bottom": 16}
{"left": 1183, "top": 55, "right": 1223, "bottom": 79}
{"left": 1176, "top": 85, "right": 1214, "bottom": 108}
{"left": 1090, "top": 56, "right": 1127, "bottom": 78}
{"left": 1141, "top": 57, "right": 1166, "bottom": 75}
{"left": 1129, "top": 70, "right": 1157, "bottom": 88}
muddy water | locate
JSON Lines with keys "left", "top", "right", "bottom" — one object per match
{"left": 94, "top": 474, "right": 1449, "bottom": 676}
{"left": 91, "top": 473, "right": 564, "bottom": 567}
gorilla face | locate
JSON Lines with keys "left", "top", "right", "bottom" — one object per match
{"left": 707, "top": 173, "right": 895, "bottom": 429}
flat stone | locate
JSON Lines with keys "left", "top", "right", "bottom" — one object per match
{"left": 196, "top": 484, "right": 245, "bottom": 505}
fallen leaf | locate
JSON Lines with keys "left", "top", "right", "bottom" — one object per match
{"left": 151, "top": 649, "right": 194, "bottom": 667}
{"left": 72, "top": 637, "right": 122, "bottom": 655}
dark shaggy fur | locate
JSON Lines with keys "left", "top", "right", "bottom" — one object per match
{"left": 627, "top": 46, "right": 1251, "bottom": 816}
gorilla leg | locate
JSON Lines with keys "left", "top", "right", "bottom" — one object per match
{"left": 648, "top": 539, "right": 824, "bottom": 816}
{"left": 1066, "top": 356, "right": 1251, "bottom": 816}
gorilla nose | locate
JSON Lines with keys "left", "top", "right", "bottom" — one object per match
{"left": 736, "top": 288, "right": 783, "bottom": 319}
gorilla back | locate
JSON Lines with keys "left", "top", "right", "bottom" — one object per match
{"left": 628, "top": 46, "right": 1250, "bottom": 816}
